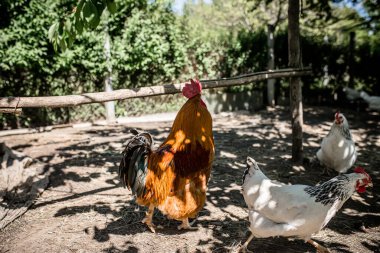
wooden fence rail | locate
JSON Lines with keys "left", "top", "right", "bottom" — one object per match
{"left": 0, "top": 68, "right": 311, "bottom": 111}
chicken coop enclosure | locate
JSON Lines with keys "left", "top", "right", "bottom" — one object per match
{"left": 1, "top": 0, "right": 379, "bottom": 251}
{"left": 1, "top": 68, "right": 379, "bottom": 253}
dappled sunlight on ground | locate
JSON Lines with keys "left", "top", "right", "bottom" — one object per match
{"left": 0, "top": 106, "right": 379, "bottom": 253}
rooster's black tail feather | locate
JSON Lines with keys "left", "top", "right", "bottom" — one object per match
{"left": 119, "top": 129, "right": 152, "bottom": 197}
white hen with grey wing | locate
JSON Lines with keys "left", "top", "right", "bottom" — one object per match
{"left": 240, "top": 157, "right": 372, "bottom": 253}
{"left": 317, "top": 112, "right": 357, "bottom": 173}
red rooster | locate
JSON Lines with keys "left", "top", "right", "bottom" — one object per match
{"left": 119, "top": 79, "right": 214, "bottom": 232}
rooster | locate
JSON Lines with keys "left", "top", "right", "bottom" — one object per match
{"left": 240, "top": 157, "right": 372, "bottom": 253}
{"left": 316, "top": 111, "right": 357, "bottom": 173}
{"left": 119, "top": 79, "right": 214, "bottom": 232}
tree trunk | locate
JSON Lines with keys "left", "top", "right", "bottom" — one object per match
{"left": 267, "top": 24, "right": 275, "bottom": 107}
{"left": 348, "top": 31, "right": 356, "bottom": 87}
{"left": 104, "top": 12, "right": 116, "bottom": 123}
{"left": 288, "top": 0, "right": 303, "bottom": 163}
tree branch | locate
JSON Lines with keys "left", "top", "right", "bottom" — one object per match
{"left": 0, "top": 108, "right": 22, "bottom": 115}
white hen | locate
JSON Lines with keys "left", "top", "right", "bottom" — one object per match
{"left": 360, "top": 91, "right": 380, "bottom": 111}
{"left": 343, "top": 87, "right": 361, "bottom": 101}
{"left": 316, "top": 112, "right": 357, "bottom": 173}
{"left": 241, "top": 157, "right": 372, "bottom": 253}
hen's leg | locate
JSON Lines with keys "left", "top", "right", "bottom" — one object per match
{"left": 142, "top": 204, "right": 156, "bottom": 233}
{"left": 239, "top": 233, "right": 254, "bottom": 253}
{"left": 307, "top": 239, "right": 331, "bottom": 253}
{"left": 321, "top": 166, "right": 330, "bottom": 176}
{"left": 177, "top": 218, "right": 197, "bottom": 230}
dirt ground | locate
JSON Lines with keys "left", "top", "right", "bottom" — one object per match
{"left": 0, "top": 106, "right": 379, "bottom": 253}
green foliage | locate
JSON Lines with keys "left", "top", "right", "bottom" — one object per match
{"left": 0, "top": 0, "right": 189, "bottom": 128}
{"left": 119, "top": 94, "right": 186, "bottom": 117}
{"left": 1, "top": 0, "right": 379, "bottom": 129}
{"left": 49, "top": 0, "right": 118, "bottom": 51}
{"left": 112, "top": 2, "right": 187, "bottom": 86}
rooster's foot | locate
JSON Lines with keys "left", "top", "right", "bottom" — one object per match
{"left": 307, "top": 239, "right": 331, "bottom": 253}
{"left": 315, "top": 245, "right": 331, "bottom": 253}
{"left": 178, "top": 218, "right": 198, "bottom": 230}
{"left": 177, "top": 223, "right": 197, "bottom": 230}
{"left": 238, "top": 245, "right": 253, "bottom": 253}
{"left": 142, "top": 218, "right": 156, "bottom": 233}
{"left": 189, "top": 216, "right": 198, "bottom": 226}
{"left": 317, "top": 247, "right": 331, "bottom": 253}
{"left": 142, "top": 204, "right": 156, "bottom": 233}
{"left": 239, "top": 233, "right": 254, "bottom": 253}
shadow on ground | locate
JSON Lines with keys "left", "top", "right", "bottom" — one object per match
{"left": 1, "top": 106, "right": 379, "bottom": 253}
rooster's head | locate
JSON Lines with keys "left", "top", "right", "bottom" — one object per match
{"left": 354, "top": 167, "right": 373, "bottom": 193}
{"left": 182, "top": 79, "right": 202, "bottom": 98}
{"left": 182, "top": 79, "right": 206, "bottom": 107}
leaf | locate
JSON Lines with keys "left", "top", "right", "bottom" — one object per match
{"left": 75, "top": 18, "right": 84, "bottom": 34}
{"left": 67, "top": 31, "right": 76, "bottom": 47}
{"left": 106, "top": 0, "right": 117, "bottom": 14}
{"left": 48, "top": 23, "right": 58, "bottom": 41}
{"left": 65, "top": 19, "right": 72, "bottom": 33}
{"left": 58, "top": 21, "right": 64, "bottom": 35}
{"left": 52, "top": 40, "right": 58, "bottom": 52}
{"left": 75, "top": 0, "right": 85, "bottom": 19}
{"left": 94, "top": 0, "right": 106, "bottom": 16}
{"left": 90, "top": 14, "right": 101, "bottom": 29}
{"left": 59, "top": 37, "right": 67, "bottom": 51}
{"left": 83, "top": 0, "right": 100, "bottom": 29}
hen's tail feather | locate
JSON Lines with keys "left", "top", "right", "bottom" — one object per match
{"left": 119, "top": 129, "right": 152, "bottom": 198}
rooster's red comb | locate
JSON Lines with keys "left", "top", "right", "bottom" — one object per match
{"left": 182, "top": 79, "right": 202, "bottom": 99}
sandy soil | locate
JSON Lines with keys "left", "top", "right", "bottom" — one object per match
{"left": 0, "top": 106, "right": 379, "bottom": 253}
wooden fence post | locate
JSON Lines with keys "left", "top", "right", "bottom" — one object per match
{"left": 288, "top": 0, "right": 303, "bottom": 163}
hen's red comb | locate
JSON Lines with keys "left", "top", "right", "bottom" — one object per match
{"left": 335, "top": 110, "right": 340, "bottom": 120}
{"left": 182, "top": 79, "right": 202, "bottom": 99}
{"left": 354, "top": 166, "right": 365, "bottom": 174}
{"left": 354, "top": 166, "right": 372, "bottom": 181}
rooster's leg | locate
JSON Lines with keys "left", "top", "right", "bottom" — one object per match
{"left": 177, "top": 218, "right": 197, "bottom": 230}
{"left": 307, "top": 239, "right": 331, "bottom": 253}
{"left": 142, "top": 204, "right": 156, "bottom": 233}
{"left": 239, "top": 233, "right": 254, "bottom": 253}
{"left": 189, "top": 215, "right": 198, "bottom": 226}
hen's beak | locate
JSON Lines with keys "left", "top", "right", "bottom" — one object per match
{"left": 363, "top": 177, "right": 373, "bottom": 188}
{"left": 335, "top": 111, "right": 340, "bottom": 124}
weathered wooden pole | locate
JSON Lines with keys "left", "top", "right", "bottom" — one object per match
{"left": 267, "top": 24, "right": 276, "bottom": 107}
{"left": 0, "top": 68, "right": 311, "bottom": 110}
{"left": 103, "top": 10, "right": 116, "bottom": 122}
{"left": 288, "top": 0, "right": 303, "bottom": 163}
